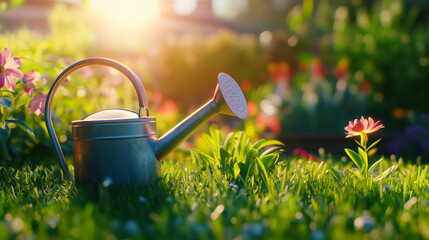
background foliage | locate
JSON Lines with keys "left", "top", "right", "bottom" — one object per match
{"left": 0, "top": 0, "right": 428, "bottom": 160}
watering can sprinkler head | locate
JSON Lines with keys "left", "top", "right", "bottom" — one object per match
{"left": 212, "top": 73, "right": 248, "bottom": 119}
{"left": 154, "top": 72, "right": 248, "bottom": 160}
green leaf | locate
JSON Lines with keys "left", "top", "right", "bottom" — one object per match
{"left": 224, "top": 132, "right": 234, "bottom": 147}
{"left": 5, "top": 119, "right": 37, "bottom": 142}
{"left": 245, "top": 148, "right": 258, "bottom": 165}
{"left": 354, "top": 139, "right": 364, "bottom": 149}
{"left": 368, "top": 138, "right": 382, "bottom": 151}
{"left": 0, "top": 97, "right": 12, "bottom": 110}
{"left": 191, "top": 149, "right": 217, "bottom": 167}
{"left": 260, "top": 146, "right": 284, "bottom": 158}
{"left": 368, "top": 157, "right": 383, "bottom": 174}
{"left": 345, "top": 148, "right": 363, "bottom": 171}
{"left": 209, "top": 126, "right": 221, "bottom": 149}
{"left": 326, "top": 163, "right": 341, "bottom": 180}
{"left": 233, "top": 163, "right": 240, "bottom": 179}
{"left": 253, "top": 139, "right": 284, "bottom": 150}
{"left": 237, "top": 132, "right": 250, "bottom": 159}
{"left": 9, "top": 0, "right": 25, "bottom": 8}
{"left": 358, "top": 147, "right": 368, "bottom": 173}
{"left": 0, "top": 126, "right": 10, "bottom": 159}
{"left": 260, "top": 153, "right": 279, "bottom": 171}
{"left": 238, "top": 162, "right": 247, "bottom": 178}
{"left": 419, "top": 165, "right": 427, "bottom": 188}
{"left": 374, "top": 164, "right": 399, "bottom": 182}
{"left": 224, "top": 132, "right": 240, "bottom": 154}
{"left": 246, "top": 158, "right": 259, "bottom": 177}
{"left": 256, "top": 157, "right": 270, "bottom": 188}
{"left": 2, "top": 0, "right": 25, "bottom": 10}
{"left": 202, "top": 133, "right": 215, "bottom": 148}
{"left": 348, "top": 168, "right": 363, "bottom": 179}
{"left": 219, "top": 147, "right": 230, "bottom": 169}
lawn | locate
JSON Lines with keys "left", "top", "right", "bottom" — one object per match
{"left": 1, "top": 1, "right": 429, "bottom": 239}
{"left": 1, "top": 147, "right": 428, "bottom": 239}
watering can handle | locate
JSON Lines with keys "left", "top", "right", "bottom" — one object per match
{"left": 44, "top": 58, "right": 149, "bottom": 180}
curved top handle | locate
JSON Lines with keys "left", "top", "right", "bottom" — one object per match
{"left": 44, "top": 58, "right": 149, "bottom": 180}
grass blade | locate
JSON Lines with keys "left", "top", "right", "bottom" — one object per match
{"left": 326, "top": 163, "right": 341, "bottom": 180}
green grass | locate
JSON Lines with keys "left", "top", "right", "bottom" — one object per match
{"left": 0, "top": 153, "right": 428, "bottom": 239}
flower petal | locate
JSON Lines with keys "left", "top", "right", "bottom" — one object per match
{"left": 368, "top": 120, "right": 384, "bottom": 133}
{"left": 351, "top": 119, "right": 364, "bottom": 132}
{"left": 24, "top": 70, "right": 39, "bottom": 83}
{"left": 40, "top": 94, "right": 47, "bottom": 114}
{"left": 346, "top": 132, "right": 360, "bottom": 138}
{"left": 4, "top": 56, "right": 22, "bottom": 69}
{"left": 5, "top": 68, "right": 24, "bottom": 79}
{"left": 29, "top": 95, "right": 41, "bottom": 113}
{"left": 367, "top": 117, "right": 375, "bottom": 131}
{"left": 25, "top": 84, "right": 35, "bottom": 96}
{"left": 5, "top": 75, "right": 16, "bottom": 91}
{"left": 361, "top": 116, "right": 369, "bottom": 131}
{"left": 0, "top": 48, "right": 11, "bottom": 66}
{"left": 28, "top": 88, "right": 34, "bottom": 97}
{"left": 28, "top": 94, "right": 47, "bottom": 115}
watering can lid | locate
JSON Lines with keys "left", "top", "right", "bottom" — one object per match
{"left": 82, "top": 109, "right": 140, "bottom": 121}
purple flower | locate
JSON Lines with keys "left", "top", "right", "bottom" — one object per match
{"left": 0, "top": 48, "right": 24, "bottom": 91}
{"left": 24, "top": 70, "right": 40, "bottom": 96}
{"left": 421, "top": 141, "right": 429, "bottom": 154}
{"left": 420, "top": 113, "right": 429, "bottom": 122}
{"left": 387, "top": 137, "right": 406, "bottom": 155}
{"left": 405, "top": 124, "right": 428, "bottom": 142}
{"left": 28, "top": 94, "right": 47, "bottom": 116}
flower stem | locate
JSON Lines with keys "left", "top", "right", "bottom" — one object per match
{"left": 0, "top": 90, "right": 6, "bottom": 127}
{"left": 360, "top": 132, "right": 369, "bottom": 178}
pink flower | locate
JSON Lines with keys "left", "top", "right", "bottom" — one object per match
{"left": 334, "top": 59, "right": 349, "bottom": 79}
{"left": 268, "top": 62, "right": 291, "bottom": 83}
{"left": 158, "top": 99, "right": 178, "bottom": 116}
{"left": 28, "top": 94, "right": 47, "bottom": 116}
{"left": 240, "top": 79, "right": 252, "bottom": 93}
{"left": 360, "top": 80, "right": 371, "bottom": 94}
{"left": 345, "top": 116, "right": 384, "bottom": 138}
{"left": 0, "top": 48, "right": 24, "bottom": 92}
{"left": 293, "top": 148, "right": 321, "bottom": 163}
{"left": 310, "top": 59, "right": 325, "bottom": 81}
{"left": 256, "top": 112, "right": 282, "bottom": 134}
{"left": 247, "top": 102, "right": 259, "bottom": 117}
{"left": 151, "top": 91, "right": 163, "bottom": 106}
{"left": 24, "top": 70, "right": 40, "bottom": 96}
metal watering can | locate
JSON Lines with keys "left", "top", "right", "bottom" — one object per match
{"left": 45, "top": 58, "right": 248, "bottom": 186}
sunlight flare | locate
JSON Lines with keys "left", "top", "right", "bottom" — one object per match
{"left": 89, "top": 0, "right": 159, "bottom": 30}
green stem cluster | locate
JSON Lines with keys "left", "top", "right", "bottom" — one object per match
{"left": 345, "top": 132, "right": 383, "bottom": 180}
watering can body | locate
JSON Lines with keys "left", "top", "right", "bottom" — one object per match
{"left": 45, "top": 58, "right": 247, "bottom": 186}
{"left": 72, "top": 110, "right": 159, "bottom": 185}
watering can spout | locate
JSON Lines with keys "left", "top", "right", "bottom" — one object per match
{"left": 155, "top": 73, "right": 248, "bottom": 160}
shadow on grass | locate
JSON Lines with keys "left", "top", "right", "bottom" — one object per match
{"left": 75, "top": 182, "right": 170, "bottom": 213}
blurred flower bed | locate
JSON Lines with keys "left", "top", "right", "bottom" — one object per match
{"left": 0, "top": 0, "right": 428, "bottom": 163}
